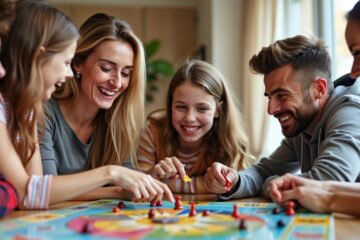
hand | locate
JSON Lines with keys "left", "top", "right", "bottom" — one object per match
{"left": 149, "top": 157, "right": 187, "bottom": 180}
{"left": 268, "top": 174, "right": 332, "bottom": 213}
{"left": 204, "top": 162, "right": 239, "bottom": 194}
{"left": 110, "top": 166, "right": 174, "bottom": 203}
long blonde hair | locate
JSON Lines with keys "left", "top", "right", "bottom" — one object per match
{"left": 0, "top": 0, "right": 78, "bottom": 165}
{"left": 54, "top": 13, "right": 146, "bottom": 169}
{"left": 150, "top": 59, "right": 253, "bottom": 171}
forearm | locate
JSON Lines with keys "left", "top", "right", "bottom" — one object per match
{"left": 49, "top": 166, "right": 113, "bottom": 204}
{"left": 72, "top": 186, "right": 128, "bottom": 201}
{"left": 326, "top": 181, "right": 360, "bottom": 193}
{"left": 329, "top": 191, "right": 360, "bottom": 216}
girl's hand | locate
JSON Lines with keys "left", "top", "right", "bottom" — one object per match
{"left": 150, "top": 157, "right": 187, "bottom": 180}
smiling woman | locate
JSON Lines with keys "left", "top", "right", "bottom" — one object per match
{"left": 39, "top": 13, "right": 173, "bottom": 202}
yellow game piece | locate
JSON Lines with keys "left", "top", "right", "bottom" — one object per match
{"left": 183, "top": 175, "right": 192, "bottom": 182}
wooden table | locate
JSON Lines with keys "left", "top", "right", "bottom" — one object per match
{"left": 2, "top": 194, "right": 360, "bottom": 239}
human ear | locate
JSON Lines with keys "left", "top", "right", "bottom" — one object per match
{"left": 214, "top": 101, "right": 222, "bottom": 118}
{"left": 312, "top": 78, "right": 327, "bottom": 99}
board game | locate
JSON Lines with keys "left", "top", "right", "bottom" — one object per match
{"left": 0, "top": 199, "right": 334, "bottom": 240}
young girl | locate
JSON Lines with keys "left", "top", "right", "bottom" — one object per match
{"left": 40, "top": 13, "right": 166, "bottom": 200}
{"left": 0, "top": 0, "right": 172, "bottom": 216}
{"left": 137, "top": 59, "right": 253, "bottom": 193}
{"left": 0, "top": 0, "right": 16, "bottom": 218}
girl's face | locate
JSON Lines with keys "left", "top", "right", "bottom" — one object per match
{"left": 42, "top": 41, "right": 77, "bottom": 100}
{"left": 345, "top": 19, "right": 360, "bottom": 79}
{"left": 75, "top": 40, "right": 134, "bottom": 110}
{"left": 172, "top": 81, "right": 219, "bottom": 151}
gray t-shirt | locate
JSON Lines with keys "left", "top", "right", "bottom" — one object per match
{"left": 40, "top": 98, "right": 92, "bottom": 175}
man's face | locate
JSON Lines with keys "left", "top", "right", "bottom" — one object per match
{"left": 264, "top": 64, "right": 318, "bottom": 138}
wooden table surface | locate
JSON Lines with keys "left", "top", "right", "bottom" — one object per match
{"left": 2, "top": 194, "right": 360, "bottom": 239}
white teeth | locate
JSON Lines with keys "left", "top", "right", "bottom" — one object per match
{"left": 99, "top": 87, "right": 116, "bottom": 96}
{"left": 183, "top": 126, "right": 198, "bottom": 131}
{"left": 279, "top": 115, "right": 290, "bottom": 122}
{"left": 56, "top": 82, "right": 63, "bottom": 87}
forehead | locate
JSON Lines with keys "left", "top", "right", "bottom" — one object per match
{"left": 264, "top": 64, "right": 303, "bottom": 94}
{"left": 88, "top": 40, "right": 134, "bottom": 64}
{"left": 173, "top": 81, "right": 215, "bottom": 102}
{"left": 345, "top": 20, "right": 360, "bottom": 49}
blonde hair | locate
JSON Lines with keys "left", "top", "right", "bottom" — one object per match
{"left": 150, "top": 59, "right": 253, "bottom": 171}
{"left": 0, "top": 0, "right": 78, "bottom": 165}
{"left": 54, "top": 13, "right": 145, "bottom": 169}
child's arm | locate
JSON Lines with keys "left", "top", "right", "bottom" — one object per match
{"left": 0, "top": 123, "right": 173, "bottom": 209}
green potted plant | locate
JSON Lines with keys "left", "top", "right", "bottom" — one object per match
{"left": 145, "top": 39, "right": 174, "bottom": 103}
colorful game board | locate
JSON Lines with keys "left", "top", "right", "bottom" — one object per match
{"left": 0, "top": 199, "right": 334, "bottom": 239}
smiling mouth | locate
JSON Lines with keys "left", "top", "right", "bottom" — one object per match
{"left": 278, "top": 114, "right": 291, "bottom": 122}
{"left": 98, "top": 86, "right": 116, "bottom": 96}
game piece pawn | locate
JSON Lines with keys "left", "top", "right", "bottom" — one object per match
{"left": 202, "top": 210, "right": 210, "bottom": 217}
{"left": 239, "top": 219, "right": 247, "bottom": 230}
{"left": 112, "top": 207, "right": 120, "bottom": 213}
{"left": 286, "top": 201, "right": 296, "bottom": 216}
{"left": 277, "top": 219, "right": 286, "bottom": 228}
{"left": 148, "top": 208, "right": 155, "bottom": 219}
{"left": 272, "top": 207, "right": 280, "bottom": 214}
{"left": 117, "top": 201, "right": 126, "bottom": 209}
{"left": 156, "top": 200, "right": 163, "bottom": 207}
{"left": 174, "top": 196, "right": 183, "bottom": 210}
{"left": 150, "top": 201, "right": 156, "bottom": 207}
{"left": 189, "top": 202, "right": 197, "bottom": 217}
{"left": 231, "top": 204, "right": 240, "bottom": 219}
{"left": 81, "top": 222, "right": 92, "bottom": 234}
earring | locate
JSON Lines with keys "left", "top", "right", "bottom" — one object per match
{"left": 75, "top": 72, "right": 81, "bottom": 79}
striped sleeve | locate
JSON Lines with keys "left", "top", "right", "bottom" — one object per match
{"left": 137, "top": 123, "right": 157, "bottom": 172}
{"left": 23, "top": 175, "right": 52, "bottom": 210}
{"left": 166, "top": 175, "right": 207, "bottom": 194}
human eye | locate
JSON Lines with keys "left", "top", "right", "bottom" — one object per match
{"left": 175, "top": 104, "right": 187, "bottom": 111}
{"left": 352, "top": 49, "right": 360, "bottom": 57}
{"left": 276, "top": 92, "right": 288, "bottom": 100}
{"left": 197, "top": 106, "right": 210, "bottom": 113}
{"left": 121, "top": 69, "right": 132, "bottom": 78}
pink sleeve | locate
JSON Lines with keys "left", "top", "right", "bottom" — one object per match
{"left": 23, "top": 175, "right": 52, "bottom": 210}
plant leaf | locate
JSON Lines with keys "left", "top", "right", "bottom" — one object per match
{"left": 145, "top": 39, "right": 160, "bottom": 59}
{"left": 151, "top": 60, "right": 174, "bottom": 77}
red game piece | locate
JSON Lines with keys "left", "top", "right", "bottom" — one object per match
{"left": 202, "top": 210, "right": 210, "bottom": 217}
{"left": 150, "top": 201, "right": 156, "bottom": 207}
{"left": 231, "top": 204, "right": 240, "bottom": 218}
{"left": 221, "top": 169, "right": 231, "bottom": 188}
{"left": 156, "top": 200, "right": 163, "bottom": 207}
{"left": 174, "top": 196, "right": 183, "bottom": 210}
{"left": 189, "top": 202, "right": 197, "bottom": 217}
{"left": 112, "top": 207, "right": 120, "bottom": 213}
{"left": 286, "top": 201, "right": 295, "bottom": 216}
{"left": 148, "top": 208, "right": 155, "bottom": 219}
{"left": 117, "top": 201, "right": 126, "bottom": 209}
{"left": 239, "top": 219, "right": 247, "bottom": 230}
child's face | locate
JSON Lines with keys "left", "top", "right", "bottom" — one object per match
{"left": 74, "top": 40, "right": 133, "bottom": 110}
{"left": 172, "top": 81, "right": 219, "bottom": 151}
{"left": 42, "top": 41, "right": 77, "bottom": 100}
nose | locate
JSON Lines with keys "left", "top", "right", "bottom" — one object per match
{"left": 66, "top": 65, "right": 73, "bottom": 79}
{"left": 184, "top": 109, "right": 196, "bottom": 121}
{"left": 267, "top": 98, "right": 280, "bottom": 116}
{"left": 350, "top": 58, "right": 360, "bottom": 79}
{"left": 0, "top": 62, "right": 6, "bottom": 78}
{"left": 110, "top": 72, "right": 123, "bottom": 89}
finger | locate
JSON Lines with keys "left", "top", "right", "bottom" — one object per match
{"left": 161, "top": 183, "right": 174, "bottom": 202}
{"left": 159, "top": 160, "right": 176, "bottom": 178}
{"left": 172, "top": 157, "right": 187, "bottom": 179}
{"left": 268, "top": 182, "right": 282, "bottom": 202}
{"left": 154, "top": 165, "right": 166, "bottom": 179}
{"left": 213, "top": 166, "right": 227, "bottom": 185}
{"left": 164, "top": 158, "right": 178, "bottom": 177}
{"left": 138, "top": 184, "right": 150, "bottom": 201}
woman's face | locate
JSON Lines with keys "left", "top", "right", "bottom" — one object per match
{"left": 41, "top": 41, "right": 77, "bottom": 100}
{"left": 75, "top": 40, "right": 134, "bottom": 110}
{"left": 345, "top": 19, "right": 360, "bottom": 79}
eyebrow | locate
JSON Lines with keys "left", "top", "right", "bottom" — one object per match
{"left": 264, "top": 88, "right": 288, "bottom": 97}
